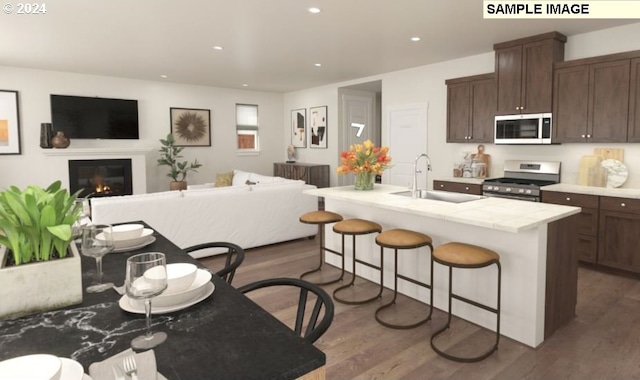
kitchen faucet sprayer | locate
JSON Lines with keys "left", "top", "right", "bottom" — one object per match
{"left": 412, "top": 153, "right": 432, "bottom": 198}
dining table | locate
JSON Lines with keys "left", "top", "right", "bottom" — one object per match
{"left": 0, "top": 221, "right": 326, "bottom": 380}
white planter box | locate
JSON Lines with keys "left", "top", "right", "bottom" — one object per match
{"left": 0, "top": 243, "right": 83, "bottom": 320}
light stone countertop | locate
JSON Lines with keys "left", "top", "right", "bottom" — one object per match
{"left": 305, "top": 184, "right": 580, "bottom": 233}
{"left": 433, "top": 176, "right": 485, "bottom": 185}
{"left": 542, "top": 183, "right": 640, "bottom": 199}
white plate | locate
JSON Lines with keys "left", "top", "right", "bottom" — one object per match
{"left": 119, "top": 282, "right": 214, "bottom": 314}
{"left": 112, "top": 236, "right": 156, "bottom": 253}
{"left": 98, "top": 228, "right": 154, "bottom": 249}
{"left": 59, "top": 357, "right": 84, "bottom": 380}
{"left": 0, "top": 354, "right": 61, "bottom": 380}
{"left": 601, "top": 158, "right": 628, "bottom": 188}
{"left": 154, "top": 269, "right": 212, "bottom": 307}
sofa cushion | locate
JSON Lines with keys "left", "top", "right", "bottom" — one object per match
{"left": 187, "top": 183, "right": 215, "bottom": 190}
{"left": 251, "top": 173, "right": 287, "bottom": 184}
{"left": 232, "top": 170, "right": 252, "bottom": 186}
{"left": 183, "top": 185, "right": 249, "bottom": 197}
{"left": 215, "top": 171, "right": 234, "bottom": 187}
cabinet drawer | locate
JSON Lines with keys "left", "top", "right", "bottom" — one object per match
{"left": 433, "top": 181, "right": 482, "bottom": 195}
{"left": 600, "top": 196, "right": 640, "bottom": 213}
{"left": 542, "top": 191, "right": 599, "bottom": 208}
{"left": 577, "top": 208, "right": 598, "bottom": 236}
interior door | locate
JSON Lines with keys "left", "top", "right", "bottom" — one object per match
{"left": 386, "top": 104, "right": 428, "bottom": 188}
{"left": 339, "top": 92, "right": 376, "bottom": 186}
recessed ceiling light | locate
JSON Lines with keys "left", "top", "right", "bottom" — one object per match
{"left": 160, "top": 75, "right": 168, "bottom": 78}
{"left": 314, "top": 63, "right": 322, "bottom": 67}
{"left": 242, "top": 84, "right": 249, "bottom": 87}
{"left": 308, "top": 7, "right": 321, "bottom": 14}
{"left": 410, "top": 37, "right": 421, "bottom": 42}
{"left": 213, "top": 46, "right": 224, "bottom": 50}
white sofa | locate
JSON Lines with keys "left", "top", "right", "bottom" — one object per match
{"left": 90, "top": 171, "right": 318, "bottom": 258}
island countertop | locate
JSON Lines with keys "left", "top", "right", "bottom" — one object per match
{"left": 305, "top": 184, "right": 580, "bottom": 233}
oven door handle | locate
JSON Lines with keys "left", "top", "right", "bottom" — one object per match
{"left": 482, "top": 192, "right": 539, "bottom": 202}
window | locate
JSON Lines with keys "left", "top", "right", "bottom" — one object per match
{"left": 236, "top": 104, "right": 259, "bottom": 153}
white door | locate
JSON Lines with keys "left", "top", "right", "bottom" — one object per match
{"left": 339, "top": 92, "right": 377, "bottom": 186}
{"left": 386, "top": 104, "right": 428, "bottom": 188}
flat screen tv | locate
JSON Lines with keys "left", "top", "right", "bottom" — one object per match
{"left": 50, "top": 94, "right": 139, "bottom": 139}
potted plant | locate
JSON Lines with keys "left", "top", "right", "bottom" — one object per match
{"left": 0, "top": 181, "right": 83, "bottom": 319}
{"left": 157, "top": 133, "right": 203, "bottom": 190}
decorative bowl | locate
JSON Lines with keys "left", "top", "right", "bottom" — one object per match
{"left": 104, "top": 224, "right": 144, "bottom": 241}
{"left": 153, "top": 269, "right": 212, "bottom": 307}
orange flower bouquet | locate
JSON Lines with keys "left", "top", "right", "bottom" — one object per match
{"left": 336, "top": 140, "right": 392, "bottom": 190}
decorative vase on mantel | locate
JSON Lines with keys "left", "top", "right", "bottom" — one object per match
{"left": 354, "top": 171, "right": 375, "bottom": 191}
{"left": 51, "top": 131, "right": 70, "bottom": 149}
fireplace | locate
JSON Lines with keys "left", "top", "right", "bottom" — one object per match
{"left": 69, "top": 159, "right": 133, "bottom": 198}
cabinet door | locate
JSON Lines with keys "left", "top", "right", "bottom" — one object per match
{"left": 469, "top": 77, "right": 496, "bottom": 143}
{"left": 446, "top": 82, "right": 471, "bottom": 142}
{"left": 553, "top": 65, "right": 590, "bottom": 142}
{"left": 588, "top": 59, "right": 630, "bottom": 142}
{"left": 598, "top": 210, "right": 640, "bottom": 273}
{"left": 521, "top": 39, "right": 557, "bottom": 114}
{"left": 495, "top": 45, "right": 523, "bottom": 115}
{"left": 627, "top": 58, "right": 640, "bottom": 142}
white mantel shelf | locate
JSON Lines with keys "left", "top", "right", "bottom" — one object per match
{"left": 41, "top": 147, "right": 153, "bottom": 156}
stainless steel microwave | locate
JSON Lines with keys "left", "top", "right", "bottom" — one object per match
{"left": 494, "top": 113, "right": 552, "bottom": 144}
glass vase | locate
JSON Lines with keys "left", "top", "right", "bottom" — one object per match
{"left": 354, "top": 171, "right": 375, "bottom": 191}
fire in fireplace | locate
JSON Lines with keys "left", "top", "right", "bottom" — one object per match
{"left": 68, "top": 159, "right": 133, "bottom": 198}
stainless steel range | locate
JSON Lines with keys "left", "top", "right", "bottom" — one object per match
{"left": 482, "top": 160, "right": 561, "bottom": 202}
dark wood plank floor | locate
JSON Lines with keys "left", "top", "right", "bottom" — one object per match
{"left": 199, "top": 237, "right": 640, "bottom": 380}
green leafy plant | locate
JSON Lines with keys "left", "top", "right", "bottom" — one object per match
{"left": 157, "top": 133, "right": 203, "bottom": 182}
{"left": 0, "top": 181, "right": 82, "bottom": 265}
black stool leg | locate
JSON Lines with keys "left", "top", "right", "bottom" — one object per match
{"left": 333, "top": 234, "right": 383, "bottom": 305}
{"left": 375, "top": 244, "right": 433, "bottom": 329}
{"left": 430, "top": 261, "right": 501, "bottom": 363}
{"left": 300, "top": 223, "right": 345, "bottom": 285}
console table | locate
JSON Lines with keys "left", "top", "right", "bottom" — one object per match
{"left": 274, "top": 162, "right": 330, "bottom": 188}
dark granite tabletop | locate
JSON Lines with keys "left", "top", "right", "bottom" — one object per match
{"left": 0, "top": 222, "right": 325, "bottom": 380}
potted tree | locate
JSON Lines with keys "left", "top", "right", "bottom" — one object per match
{"left": 0, "top": 181, "right": 83, "bottom": 319}
{"left": 157, "top": 133, "right": 203, "bottom": 190}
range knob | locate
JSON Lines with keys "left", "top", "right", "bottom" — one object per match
{"left": 518, "top": 189, "right": 525, "bottom": 193}
{"left": 506, "top": 188, "right": 512, "bottom": 192}
{"left": 487, "top": 186, "right": 494, "bottom": 191}
{"left": 526, "top": 189, "right": 532, "bottom": 194}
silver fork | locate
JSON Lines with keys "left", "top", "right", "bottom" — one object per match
{"left": 122, "top": 355, "right": 139, "bottom": 380}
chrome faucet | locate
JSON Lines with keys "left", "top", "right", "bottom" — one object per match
{"left": 412, "top": 153, "right": 432, "bottom": 198}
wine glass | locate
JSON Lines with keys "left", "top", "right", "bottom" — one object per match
{"left": 81, "top": 224, "right": 115, "bottom": 293}
{"left": 72, "top": 198, "right": 91, "bottom": 240}
{"left": 125, "top": 252, "right": 168, "bottom": 350}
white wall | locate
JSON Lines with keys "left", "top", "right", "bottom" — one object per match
{"left": 284, "top": 22, "right": 640, "bottom": 189}
{"left": 0, "top": 66, "right": 284, "bottom": 192}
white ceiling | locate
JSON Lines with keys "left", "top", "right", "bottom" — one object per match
{"left": 0, "top": 0, "right": 636, "bottom": 93}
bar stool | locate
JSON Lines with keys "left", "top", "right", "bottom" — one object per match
{"left": 374, "top": 228, "right": 434, "bottom": 329}
{"left": 332, "top": 218, "right": 383, "bottom": 305}
{"left": 299, "top": 210, "right": 345, "bottom": 285}
{"left": 430, "top": 242, "right": 501, "bottom": 363}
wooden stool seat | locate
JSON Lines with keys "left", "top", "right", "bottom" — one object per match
{"left": 333, "top": 218, "right": 382, "bottom": 235}
{"left": 431, "top": 241, "right": 502, "bottom": 363}
{"left": 433, "top": 242, "right": 499, "bottom": 267}
{"left": 300, "top": 211, "right": 343, "bottom": 225}
{"left": 375, "top": 228, "right": 434, "bottom": 329}
{"left": 332, "top": 218, "right": 383, "bottom": 305}
{"left": 299, "top": 211, "right": 345, "bottom": 286}
{"left": 376, "top": 228, "right": 433, "bottom": 249}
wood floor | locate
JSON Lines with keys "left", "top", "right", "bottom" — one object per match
{"left": 199, "top": 237, "right": 640, "bottom": 380}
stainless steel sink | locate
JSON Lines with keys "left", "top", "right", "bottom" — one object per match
{"left": 390, "top": 190, "right": 484, "bottom": 203}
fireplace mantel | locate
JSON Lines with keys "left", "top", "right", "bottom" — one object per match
{"left": 44, "top": 148, "right": 151, "bottom": 194}
{"left": 41, "top": 147, "right": 153, "bottom": 156}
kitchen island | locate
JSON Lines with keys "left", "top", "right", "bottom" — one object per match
{"left": 304, "top": 184, "right": 581, "bottom": 348}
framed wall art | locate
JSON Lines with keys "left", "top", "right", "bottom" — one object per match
{"left": 290, "top": 108, "right": 306, "bottom": 148}
{"left": 170, "top": 107, "right": 211, "bottom": 147}
{"left": 309, "top": 106, "right": 327, "bottom": 149}
{"left": 0, "top": 90, "right": 21, "bottom": 155}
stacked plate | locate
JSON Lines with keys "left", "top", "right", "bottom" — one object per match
{"left": 0, "top": 354, "right": 89, "bottom": 380}
{"left": 119, "top": 268, "right": 214, "bottom": 314}
{"left": 98, "top": 226, "right": 156, "bottom": 253}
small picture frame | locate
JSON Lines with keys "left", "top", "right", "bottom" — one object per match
{"left": 0, "top": 90, "right": 21, "bottom": 155}
{"left": 170, "top": 107, "right": 211, "bottom": 147}
{"left": 309, "top": 106, "right": 327, "bottom": 149}
{"left": 291, "top": 108, "right": 306, "bottom": 148}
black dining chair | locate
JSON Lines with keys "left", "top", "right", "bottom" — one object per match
{"left": 238, "top": 278, "right": 334, "bottom": 344}
{"left": 184, "top": 242, "right": 245, "bottom": 285}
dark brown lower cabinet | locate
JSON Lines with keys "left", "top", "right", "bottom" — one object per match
{"left": 432, "top": 180, "right": 483, "bottom": 195}
{"left": 598, "top": 197, "right": 640, "bottom": 274}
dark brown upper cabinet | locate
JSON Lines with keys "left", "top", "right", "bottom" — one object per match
{"left": 445, "top": 73, "right": 496, "bottom": 143}
{"left": 629, "top": 58, "right": 640, "bottom": 142}
{"left": 553, "top": 51, "right": 639, "bottom": 143}
{"left": 494, "top": 32, "right": 566, "bottom": 115}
